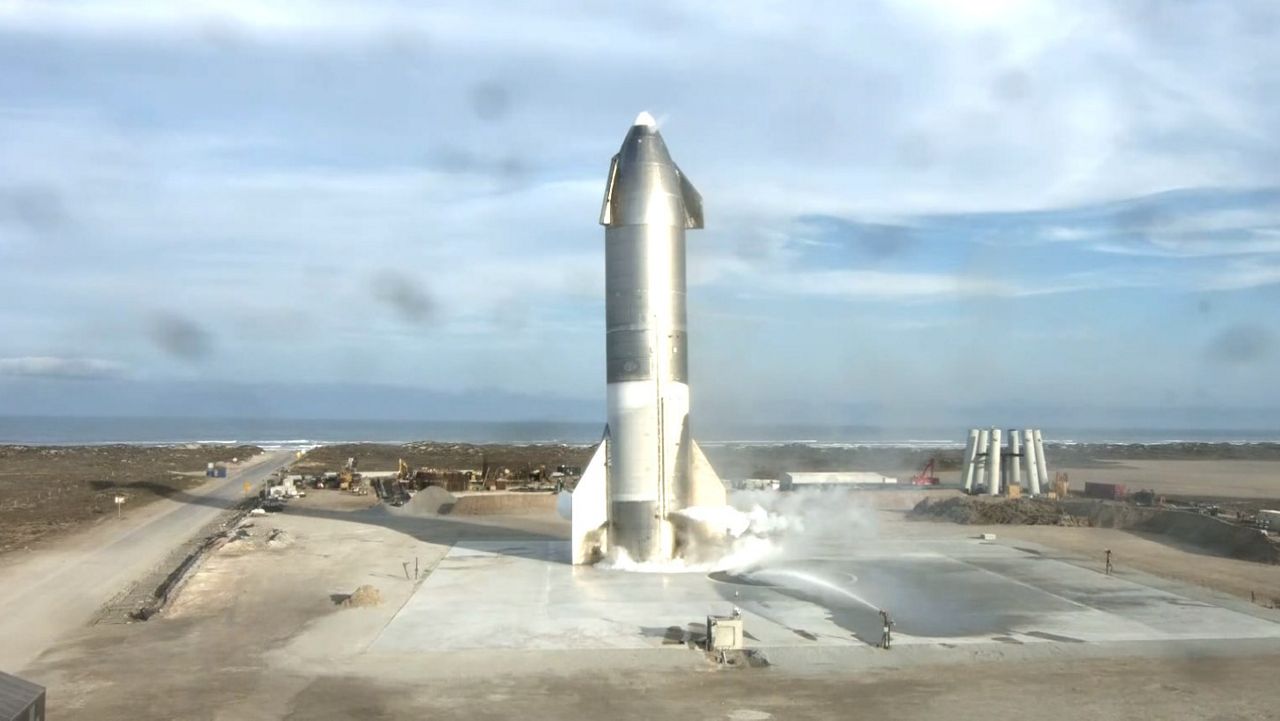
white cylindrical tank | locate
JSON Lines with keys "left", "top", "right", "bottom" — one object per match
{"left": 975, "top": 428, "right": 990, "bottom": 493}
{"left": 1034, "top": 429, "right": 1049, "bottom": 489}
{"left": 1008, "top": 429, "right": 1022, "bottom": 490}
{"left": 1022, "top": 429, "right": 1040, "bottom": 495}
{"left": 987, "top": 428, "right": 1002, "bottom": 496}
{"left": 961, "top": 429, "right": 980, "bottom": 492}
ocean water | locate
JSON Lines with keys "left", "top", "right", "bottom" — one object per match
{"left": 0, "top": 416, "right": 1276, "bottom": 448}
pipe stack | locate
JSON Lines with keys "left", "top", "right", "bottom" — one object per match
{"left": 960, "top": 427, "right": 1049, "bottom": 496}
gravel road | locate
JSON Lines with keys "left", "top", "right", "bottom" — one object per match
{"left": 0, "top": 450, "right": 294, "bottom": 672}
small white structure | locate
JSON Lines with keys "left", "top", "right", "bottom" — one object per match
{"left": 780, "top": 471, "right": 897, "bottom": 491}
{"left": 961, "top": 427, "right": 1050, "bottom": 497}
{"left": 706, "top": 612, "right": 745, "bottom": 650}
{"left": 1257, "top": 509, "right": 1280, "bottom": 530}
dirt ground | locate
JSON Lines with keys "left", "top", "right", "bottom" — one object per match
{"left": 10, "top": 444, "right": 1280, "bottom": 720}
{"left": 0, "top": 444, "right": 262, "bottom": 554}
{"left": 273, "top": 654, "right": 1280, "bottom": 721}
{"left": 1055, "top": 459, "right": 1280, "bottom": 500}
{"left": 19, "top": 488, "right": 1280, "bottom": 721}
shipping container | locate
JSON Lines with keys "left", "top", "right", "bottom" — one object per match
{"left": 1084, "top": 482, "right": 1126, "bottom": 500}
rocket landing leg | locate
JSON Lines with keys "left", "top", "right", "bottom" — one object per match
{"left": 570, "top": 440, "right": 609, "bottom": 565}
{"left": 688, "top": 439, "right": 727, "bottom": 508}
{"left": 569, "top": 435, "right": 727, "bottom": 566}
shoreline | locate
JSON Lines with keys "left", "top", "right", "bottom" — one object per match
{"left": 4, "top": 438, "right": 1280, "bottom": 452}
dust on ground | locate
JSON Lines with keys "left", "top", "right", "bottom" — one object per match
{"left": 0, "top": 444, "right": 262, "bottom": 554}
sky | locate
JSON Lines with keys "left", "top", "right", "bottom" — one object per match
{"left": 1, "top": 0, "right": 1279, "bottom": 430}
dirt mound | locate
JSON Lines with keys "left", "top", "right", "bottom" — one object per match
{"left": 221, "top": 524, "right": 294, "bottom": 552}
{"left": 1062, "top": 499, "right": 1279, "bottom": 564}
{"left": 402, "top": 485, "right": 457, "bottom": 515}
{"left": 339, "top": 585, "right": 382, "bottom": 608}
{"left": 265, "top": 528, "right": 293, "bottom": 548}
{"left": 911, "top": 497, "right": 1078, "bottom": 526}
{"left": 1142, "top": 511, "right": 1279, "bottom": 563}
{"left": 449, "top": 491, "right": 557, "bottom": 516}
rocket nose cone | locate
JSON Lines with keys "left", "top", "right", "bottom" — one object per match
{"left": 633, "top": 111, "right": 658, "bottom": 129}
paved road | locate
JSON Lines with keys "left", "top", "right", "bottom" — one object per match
{"left": 0, "top": 450, "right": 295, "bottom": 672}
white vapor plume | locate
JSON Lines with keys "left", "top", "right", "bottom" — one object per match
{"left": 597, "top": 488, "right": 879, "bottom": 573}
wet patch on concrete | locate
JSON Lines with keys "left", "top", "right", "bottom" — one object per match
{"left": 370, "top": 539, "right": 1280, "bottom": 654}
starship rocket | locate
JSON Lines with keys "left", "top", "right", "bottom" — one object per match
{"left": 569, "top": 112, "right": 727, "bottom": 565}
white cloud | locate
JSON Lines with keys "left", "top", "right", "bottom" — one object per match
{"left": 5, "top": 0, "right": 1280, "bottom": 215}
{"left": 0, "top": 356, "right": 126, "bottom": 379}
{"left": 3, "top": 0, "right": 1280, "bottom": 407}
{"left": 1198, "top": 260, "right": 1280, "bottom": 291}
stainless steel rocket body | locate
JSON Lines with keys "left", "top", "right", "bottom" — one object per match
{"left": 599, "top": 114, "right": 704, "bottom": 562}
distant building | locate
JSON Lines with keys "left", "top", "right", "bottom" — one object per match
{"left": 0, "top": 671, "right": 44, "bottom": 721}
{"left": 730, "top": 478, "right": 779, "bottom": 491}
{"left": 1258, "top": 509, "right": 1280, "bottom": 530}
{"left": 780, "top": 471, "right": 898, "bottom": 491}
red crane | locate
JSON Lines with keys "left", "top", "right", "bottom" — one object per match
{"left": 911, "top": 458, "right": 940, "bottom": 485}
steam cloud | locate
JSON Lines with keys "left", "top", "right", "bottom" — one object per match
{"left": 598, "top": 488, "right": 879, "bottom": 573}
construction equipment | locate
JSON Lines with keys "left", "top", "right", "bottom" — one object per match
{"left": 910, "top": 459, "right": 940, "bottom": 485}
{"left": 1052, "top": 472, "right": 1069, "bottom": 499}
{"left": 397, "top": 458, "right": 411, "bottom": 481}
{"left": 339, "top": 456, "right": 363, "bottom": 492}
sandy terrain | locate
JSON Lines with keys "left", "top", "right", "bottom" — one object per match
{"left": 13, "top": 484, "right": 1279, "bottom": 720}
{"left": 0, "top": 444, "right": 263, "bottom": 553}
{"left": 0, "top": 451, "right": 293, "bottom": 671}
{"left": 1055, "top": 459, "right": 1280, "bottom": 500}
{"left": 8, "top": 448, "right": 1280, "bottom": 720}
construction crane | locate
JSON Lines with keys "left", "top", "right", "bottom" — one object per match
{"left": 911, "top": 459, "right": 940, "bottom": 485}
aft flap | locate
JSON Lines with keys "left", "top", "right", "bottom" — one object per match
{"left": 570, "top": 437, "right": 610, "bottom": 565}
{"left": 688, "top": 439, "right": 726, "bottom": 507}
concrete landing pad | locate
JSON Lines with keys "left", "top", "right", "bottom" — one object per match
{"left": 372, "top": 539, "right": 1280, "bottom": 653}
